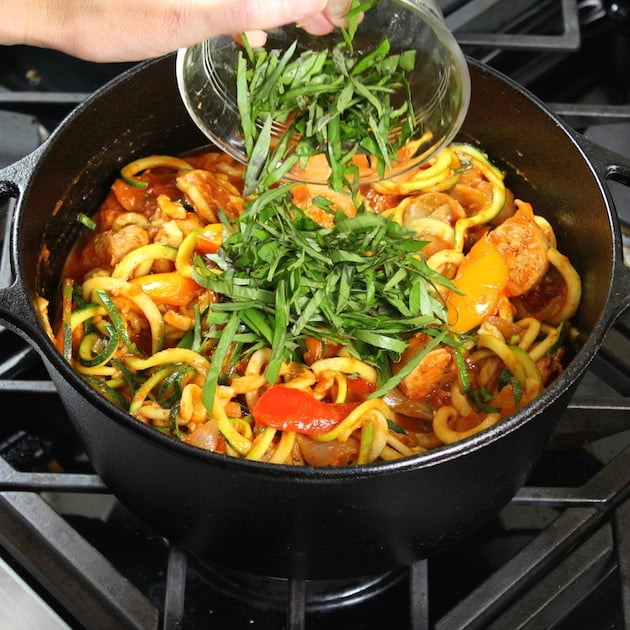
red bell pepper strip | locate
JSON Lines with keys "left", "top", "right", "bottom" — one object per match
{"left": 251, "top": 385, "right": 360, "bottom": 436}
{"left": 345, "top": 376, "right": 375, "bottom": 402}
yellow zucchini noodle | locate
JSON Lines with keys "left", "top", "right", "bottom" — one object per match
{"left": 40, "top": 144, "right": 582, "bottom": 467}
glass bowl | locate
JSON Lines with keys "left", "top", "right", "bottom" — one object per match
{"left": 176, "top": 0, "right": 470, "bottom": 184}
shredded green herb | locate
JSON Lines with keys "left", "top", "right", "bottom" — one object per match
{"left": 77, "top": 212, "right": 97, "bottom": 230}
{"left": 190, "top": 0, "right": 472, "bottom": 407}
{"left": 192, "top": 186, "right": 459, "bottom": 391}
{"left": 470, "top": 387, "right": 501, "bottom": 413}
{"left": 236, "top": 0, "right": 417, "bottom": 195}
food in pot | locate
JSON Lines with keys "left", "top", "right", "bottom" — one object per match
{"left": 40, "top": 142, "right": 582, "bottom": 466}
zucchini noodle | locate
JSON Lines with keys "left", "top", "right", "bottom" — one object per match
{"left": 43, "top": 143, "right": 583, "bottom": 467}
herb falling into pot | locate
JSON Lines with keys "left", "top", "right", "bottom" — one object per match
{"left": 236, "top": 0, "right": 417, "bottom": 195}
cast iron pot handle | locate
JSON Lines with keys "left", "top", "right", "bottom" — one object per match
{"left": 575, "top": 133, "right": 630, "bottom": 325}
{"left": 0, "top": 146, "right": 49, "bottom": 345}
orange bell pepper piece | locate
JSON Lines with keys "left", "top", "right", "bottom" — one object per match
{"left": 195, "top": 223, "right": 223, "bottom": 255}
{"left": 446, "top": 236, "right": 508, "bottom": 334}
{"left": 131, "top": 272, "right": 200, "bottom": 307}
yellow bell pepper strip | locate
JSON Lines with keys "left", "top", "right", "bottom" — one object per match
{"left": 130, "top": 272, "right": 201, "bottom": 307}
{"left": 120, "top": 155, "right": 193, "bottom": 189}
{"left": 446, "top": 236, "right": 508, "bottom": 334}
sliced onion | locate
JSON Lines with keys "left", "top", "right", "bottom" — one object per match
{"left": 185, "top": 419, "right": 220, "bottom": 452}
{"left": 296, "top": 434, "right": 360, "bottom": 466}
{"left": 382, "top": 388, "right": 433, "bottom": 420}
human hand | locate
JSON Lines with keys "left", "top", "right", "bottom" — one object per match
{"left": 298, "top": 0, "right": 353, "bottom": 34}
{"left": 5, "top": 0, "right": 353, "bottom": 63}
{"left": 242, "top": 0, "right": 353, "bottom": 47}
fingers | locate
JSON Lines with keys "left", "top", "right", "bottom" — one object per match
{"left": 324, "top": 0, "right": 352, "bottom": 27}
{"left": 297, "top": 0, "right": 352, "bottom": 36}
{"left": 237, "top": 31, "right": 268, "bottom": 48}
{"left": 14, "top": 0, "right": 351, "bottom": 64}
{"left": 239, "top": 0, "right": 352, "bottom": 47}
{"left": 227, "top": 0, "right": 328, "bottom": 33}
{"left": 297, "top": 13, "right": 338, "bottom": 36}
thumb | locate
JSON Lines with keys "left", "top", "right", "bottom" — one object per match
{"left": 323, "top": 0, "right": 352, "bottom": 26}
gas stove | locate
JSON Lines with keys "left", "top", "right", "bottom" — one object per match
{"left": 0, "top": 1, "right": 629, "bottom": 628}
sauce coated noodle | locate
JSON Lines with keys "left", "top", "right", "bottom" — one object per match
{"left": 41, "top": 144, "right": 581, "bottom": 466}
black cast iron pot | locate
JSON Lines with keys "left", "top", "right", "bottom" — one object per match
{"left": 0, "top": 54, "right": 629, "bottom": 580}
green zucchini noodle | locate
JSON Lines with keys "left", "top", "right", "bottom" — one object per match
{"left": 38, "top": 144, "right": 582, "bottom": 467}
